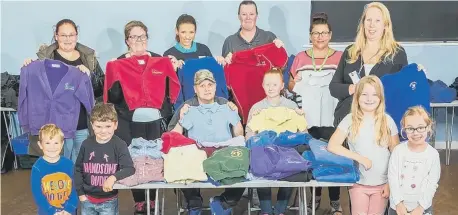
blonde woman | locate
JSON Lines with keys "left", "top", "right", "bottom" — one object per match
{"left": 329, "top": 2, "right": 408, "bottom": 128}
{"left": 328, "top": 75, "right": 400, "bottom": 215}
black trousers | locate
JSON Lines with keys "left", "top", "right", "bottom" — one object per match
{"left": 181, "top": 188, "right": 245, "bottom": 209}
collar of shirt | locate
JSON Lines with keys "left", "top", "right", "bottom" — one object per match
{"left": 196, "top": 102, "right": 221, "bottom": 114}
{"left": 174, "top": 41, "right": 197, "bottom": 53}
{"left": 237, "top": 26, "right": 261, "bottom": 46}
{"left": 263, "top": 107, "right": 292, "bottom": 125}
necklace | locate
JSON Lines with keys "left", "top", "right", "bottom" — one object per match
{"left": 311, "top": 48, "right": 331, "bottom": 72}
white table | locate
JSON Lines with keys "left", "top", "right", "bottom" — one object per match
{"left": 114, "top": 180, "right": 353, "bottom": 215}
{"left": 1, "top": 107, "right": 18, "bottom": 169}
{"left": 430, "top": 100, "right": 458, "bottom": 165}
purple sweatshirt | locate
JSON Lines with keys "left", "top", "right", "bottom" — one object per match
{"left": 18, "top": 59, "right": 94, "bottom": 138}
{"left": 250, "top": 145, "right": 311, "bottom": 180}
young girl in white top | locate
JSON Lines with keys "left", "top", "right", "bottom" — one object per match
{"left": 328, "top": 75, "right": 400, "bottom": 215}
{"left": 388, "top": 106, "right": 440, "bottom": 215}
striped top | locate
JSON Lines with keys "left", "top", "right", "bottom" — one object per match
{"left": 290, "top": 49, "right": 343, "bottom": 78}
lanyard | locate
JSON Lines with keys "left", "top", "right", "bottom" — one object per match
{"left": 311, "top": 48, "right": 331, "bottom": 72}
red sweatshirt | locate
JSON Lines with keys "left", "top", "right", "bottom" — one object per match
{"left": 104, "top": 55, "right": 180, "bottom": 110}
{"left": 224, "top": 43, "right": 288, "bottom": 124}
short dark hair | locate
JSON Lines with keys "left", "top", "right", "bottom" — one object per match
{"left": 124, "top": 20, "right": 149, "bottom": 47}
{"left": 90, "top": 103, "right": 118, "bottom": 123}
{"left": 238, "top": 0, "right": 258, "bottom": 15}
{"left": 175, "top": 14, "right": 197, "bottom": 42}
{"left": 309, "top": 12, "right": 332, "bottom": 32}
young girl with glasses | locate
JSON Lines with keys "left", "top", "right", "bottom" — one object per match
{"left": 388, "top": 106, "right": 441, "bottom": 215}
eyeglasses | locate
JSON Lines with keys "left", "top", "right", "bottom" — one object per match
{"left": 310, "top": 31, "right": 330, "bottom": 38}
{"left": 58, "top": 34, "right": 77, "bottom": 39}
{"left": 129, "top": 35, "right": 148, "bottom": 41}
{"left": 404, "top": 126, "right": 428, "bottom": 134}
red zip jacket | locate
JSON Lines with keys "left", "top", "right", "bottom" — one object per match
{"left": 104, "top": 55, "right": 180, "bottom": 110}
{"left": 224, "top": 43, "right": 288, "bottom": 124}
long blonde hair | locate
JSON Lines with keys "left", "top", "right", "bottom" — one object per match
{"left": 348, "top": 2, "right": 401, "bottom": 64}
{"left": 349, "top": 75, "right": 392, "bottom": 147}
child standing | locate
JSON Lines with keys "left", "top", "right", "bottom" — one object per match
{"left": 74, "top": 103, "right": 135, "bottom": 215}
{"left": 31, "top": 124, "right": 78, "bottom": 215}
{"left": 388, "top": 106, "right": 440, "bottom": 215}
{"left": 328, "top": 75, "right": 400, "bottom": 215}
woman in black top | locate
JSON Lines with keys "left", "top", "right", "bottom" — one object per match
{"left": 329, "top": 2, "right": 408, "bottom": 128}
{"left": 111, "top": 20, "right": 172, "bottom": 215}
{"left": 23, "top": 19, "right": 104, "bottom": 162}
{"left": 163, "top": 14, "right": 225, "bottom": 67}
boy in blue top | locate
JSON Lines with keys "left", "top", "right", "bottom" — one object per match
{"left": 31, "top": 124, "right": 78, "bottom": 215}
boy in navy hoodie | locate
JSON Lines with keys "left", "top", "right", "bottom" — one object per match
{"left": 31, "top": 124, "right": 78, "bottom": 215}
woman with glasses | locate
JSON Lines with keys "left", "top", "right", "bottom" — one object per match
{"left": 288, "top": 12, "right": 344, "bottom": 215}
{"left": 22, "top": 19, "right": 104, "bottom": 163}
{"left": 113, "top": 20, "right": 177, "bottom": 215}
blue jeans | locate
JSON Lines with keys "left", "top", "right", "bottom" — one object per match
{"left": 64, "top": 129, "right": 89, "bottom": 163}
{"left": 81, "top": 198, "right": 119, "bottom": 215}
{"left": 258, "top": 187, "right": 293, "bottom": 214}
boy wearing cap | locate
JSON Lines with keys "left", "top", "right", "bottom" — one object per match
{"left": 169, "top": 69, "right": 245, "bottom": 215}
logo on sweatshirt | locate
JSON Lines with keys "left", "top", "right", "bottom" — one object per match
{"left": 256, "top": 61, "right": 266, "bottom": 67}
{"left": 230, "top": 149, "right": 243, "bottom": 158}
{"left": 151, "top": 70, "right": 163, "bottom": 75}
{"left": 64, "top": 83, "right": 74, "bottom": 91}
{"left": 410, "top": 82, "right": 417, "bottom": 90}
{"left": 41, "top": 172, "right": 73, "bottom": 208}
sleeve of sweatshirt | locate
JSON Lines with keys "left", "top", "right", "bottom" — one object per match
{"left": 418, "top": 148, "right": 441, "bottom": 210}
{"left": 62, "top": 164, "right": 78, "bottom": 213}
{"left": 113, "top": 139, "right": 135, "bottom": 181}
{"left": 165, "top": 59, "right": 181, "bottom": 104}
{"left": 74, "top": 141, "right": 86, "bottom": 196}
{"left": 31, "top": 165, "right": 56, "bottom": 214}
{"left": 329, "top": 47, "right": 352, "bottom": 100}
{"left": 388, "top": 145, "right": 403, "bottom": 206}
{"left": 18, "top": 66, "right": 29, "bottom": 132}
{"left": 75, "top": 73, "right": 95, "bottom": 113}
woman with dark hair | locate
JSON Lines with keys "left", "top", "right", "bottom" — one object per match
{"left": 23, "top": 19, "right": 104, "bottom": 164}
{"left": 163, "top": 14, "right": 225, "bottom": 67}
{"left": 289, "top": 13, "right": 344, "bottom": 215}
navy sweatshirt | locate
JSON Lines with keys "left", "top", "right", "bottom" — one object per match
{"left": 74, "top": 135, "right": 135, "bottom": 198}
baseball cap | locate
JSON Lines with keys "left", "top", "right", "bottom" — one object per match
{"left": 194, "top": 69, "right": 216, "bottom": 85}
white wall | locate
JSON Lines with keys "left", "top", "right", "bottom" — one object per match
{"left": 1, "top": 1, "right": 457, "bottom": 146}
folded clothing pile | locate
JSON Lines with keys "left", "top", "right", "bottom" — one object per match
{"left": 118, "top": 156, "right": 164, "bottom": 186}
{"left": 163, "top": 144, "right": 208, "bottom": 184}
{"left": 118, "top": 137, "right": 165, "bottom": 186}
{"left": 246, "top": 130, "right": 312, "bottom": 149}
{"left": 250, "top": 144, "right": 311, "bottom": 180}
{"left": 203, "top": 146, "right": 249, "bottom": 185}
{"left": 304, "top": 138, "right": 359, "bottom": 183}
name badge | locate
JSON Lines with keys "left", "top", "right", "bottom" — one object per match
{"left": 51, "top": 64, "right": 61, "bottom": 68}
{"left": 138, "top": 60, "right": 145, "bottom": 65}
{"left": 349, "top": 71, "right": 360, "bottom": 84}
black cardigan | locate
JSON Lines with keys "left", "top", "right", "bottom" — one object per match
{"left": 329, "top": 44, "right": 408, "bottom": 126}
